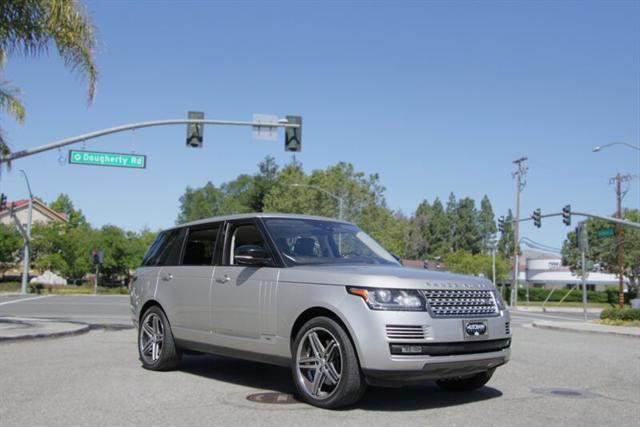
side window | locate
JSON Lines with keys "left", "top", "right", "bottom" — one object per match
{"left": 182, "top": 224, "right": 219, "bottom": 266}
{"left": 226, "top": 222, "right": 268, "bottom": 266}
{"left": 155, "top": 228, "right": 185, "bottom": 266}
{"left": 141, "top": 232, "right": 166, "bottom": 266}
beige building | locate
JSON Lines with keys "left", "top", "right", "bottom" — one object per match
{"left": 0, "top": 198, "right": 68, "bottom": 227}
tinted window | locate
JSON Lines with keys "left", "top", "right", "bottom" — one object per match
{"left": 263, "top": 218, "right": 399, "bottom": 266}
{"left": 154, "top": 228, "right": 184, "bottom": 266}
{"left": 182, "top": 225, "right": 219, "bottom": 266}
{"left": 141, "top": 233, "right": 166, "bottom": 267}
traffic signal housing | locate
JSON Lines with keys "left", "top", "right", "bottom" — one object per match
{"left": 562, "top": 205, "right": 571, "bottom": 226}
{"left": 532, "top": 208, "right": 542, "bottom": 228}
{"left": 497, "top": 216, "right": 505, "bottom": 233}
{"left": 0, "top": 193, "right": 6, "bottom": 210}
{"left": 284, "top": 115, "right": 302, "bottom": 152}
{"left": 186, "top": 111, "right": 204, "bottom": 148}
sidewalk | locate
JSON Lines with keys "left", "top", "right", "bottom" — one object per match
{"left": 515, "top": 306, "right": 603, "bottom": 314}
{"left": 532, "top": 319, "right": 640, "bottom": 338}
{"left": 0, "top": 317, "right": 90, "bottom": 341}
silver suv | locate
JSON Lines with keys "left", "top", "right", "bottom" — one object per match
{"left": 130, "top": 213, "right": 511, "bottom": 408}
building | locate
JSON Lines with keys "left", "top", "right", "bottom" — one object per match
{"left": 518, "top": 250, "right": 626, "bottom": 292}
{"left": 0, "top": 198, "right": 68, "bottom": 227}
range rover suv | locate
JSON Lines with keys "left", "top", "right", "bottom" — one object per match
{"left": 130, "top": 213, "right": 511, "bottom": 408}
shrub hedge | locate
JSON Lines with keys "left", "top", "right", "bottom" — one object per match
{"left": 600, "top": 307, "right": 640, "bottom": 321}
{"left": 497, "top": 286, "right": 637, "bottom": 305}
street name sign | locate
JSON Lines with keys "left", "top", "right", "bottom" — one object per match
{"left": 68, "top": 150, "right": 146, "bottom": 169}
{"left": 596, "top": 228, "right": 615, "bottom": 238}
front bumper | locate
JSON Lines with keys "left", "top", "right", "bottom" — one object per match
{"left": 341, "top": 295, "right": 512, "bottom": 377}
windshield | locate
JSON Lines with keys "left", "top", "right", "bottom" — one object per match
{"left": 263, "top": 218, "right": 400, "bottom": 267}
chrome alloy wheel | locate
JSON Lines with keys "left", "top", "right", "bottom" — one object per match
{"left": 295, "top": 327, "right": 343, "bottom": 400}
{"left": 140, "top": 312, "right": 164, "bottom": 363}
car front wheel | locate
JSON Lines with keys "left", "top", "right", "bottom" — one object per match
{"left": 292, "top": 316, "right": 366, "bottom": 409}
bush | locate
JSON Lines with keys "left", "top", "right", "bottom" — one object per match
{"left": 600, "top": 307, "right": 640, "bottom": 321}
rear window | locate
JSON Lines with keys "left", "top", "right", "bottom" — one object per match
{"left": 141, "top": 228, "right": 184, "bottom": 266}
{"left": 182, "top": 224, "right": 220, "bottom": 266}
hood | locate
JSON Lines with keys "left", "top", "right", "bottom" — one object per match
{"left": 278, "top": 264, "right": 494, "bottom": 290}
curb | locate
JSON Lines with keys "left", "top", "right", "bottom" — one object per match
{"left": 0, "top": 318, "right": 91, "bottom": 342}
{"left": 532, "top": 320, "right": 640, "bottom": 338}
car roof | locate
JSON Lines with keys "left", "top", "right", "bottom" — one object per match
{"left": 164, "top": 213, "right": 352, "bottom": 232}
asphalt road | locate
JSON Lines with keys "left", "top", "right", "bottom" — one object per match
{"left": 0, "top": 294, "right": 598, "bottom": 326}
{"left": 0, "top": 295, "right": 638, "bottom": 426}
{"left": 0, "top": 294, "right": 131, "bottom": 326}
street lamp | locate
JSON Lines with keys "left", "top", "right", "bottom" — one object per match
{"left": 592, "top": 142, "right": 640, "bottom": 152}
{"left": 290, "top": 184, "right": 345, "bottom": 220}
{"left": 18, "top": 170, "right": 33, "bottom": 295}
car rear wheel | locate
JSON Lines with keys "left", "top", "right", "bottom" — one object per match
{"left": 138, "top": 306, "right": 182, "bottom": 370}
{"left": 292, "top": 317, "right": 366, "bottom": 409}
{"left": 436, "top": 368, "right": 495, "bottom": 391}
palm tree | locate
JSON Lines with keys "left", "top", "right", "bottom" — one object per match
{"left": 0, "top": 0, "right": 98, "bottom": 166}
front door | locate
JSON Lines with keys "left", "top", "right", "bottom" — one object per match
{"left": 211, "top": 220, "right": 278, "bottom": 340}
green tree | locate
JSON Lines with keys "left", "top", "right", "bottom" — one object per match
{"left": 497, "top": 209, "right": 519, "bottom": 259}
{"left": 0, "top": 223, "right": 21, "bottom": 277}
{"left": 443, "top": 250, "right": 511, "bottom": 281}
{"left": 50, "top": 193, "right": 87, "bottom": 228}
{"left": 445, "top": 192, "right": 457, "bottom": 251}
{"left": 247, "top": 156, "right": 279, "bottom": 212}
{"left": 561, "top": 209, "right": 640, "bottom": 291}
{"left": 0, "top": 0, "right": 98, "bottom": 162}
{"left": 478, "top": 195, "right": 497, "bottom": 253}
{"left": 452, "top": 197, "right": 482, "bottom": 254}
{"left": 30, "top": 221, "right": 93, "bottom": 279}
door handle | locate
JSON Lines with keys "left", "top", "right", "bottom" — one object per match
{"left": 161, "top": 273, "right": 173, "bottom": 282}
{"left": 216, "top": 274, "right": 231, "bottom": 284}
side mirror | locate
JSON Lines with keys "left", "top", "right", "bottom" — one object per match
{"left": 234, "top": 244, "right": 271, "bottom": 266}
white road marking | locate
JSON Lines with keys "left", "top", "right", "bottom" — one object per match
{"left": 0, "top": 295, "right": 52, "bottom": 306}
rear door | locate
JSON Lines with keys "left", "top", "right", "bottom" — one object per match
{"left": 160, "top": 223, "right": 221, "bottom": 343}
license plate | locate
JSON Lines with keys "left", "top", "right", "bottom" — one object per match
{"left": 463, "top": 319, "right": 488, "bottom": 339}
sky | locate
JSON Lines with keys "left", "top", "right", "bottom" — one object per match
{"left": 0, "top": 0, "right": 638, "bottom": 252}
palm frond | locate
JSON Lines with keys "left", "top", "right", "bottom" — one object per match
{"left": 0, "top": 0, "right": 98, "bottom": 102}
{"left": 0, "top": 80, "right": 26, "bottom": 124}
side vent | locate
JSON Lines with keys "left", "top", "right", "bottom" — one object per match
{"left": 505, "top": 322, "right": 511, "bottom": 335}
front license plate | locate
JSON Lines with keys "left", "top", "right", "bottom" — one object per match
{"left": 463, "top": 319, "right": 489, "bottom": 340}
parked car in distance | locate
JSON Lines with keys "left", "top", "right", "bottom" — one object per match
{"left": 130, "top": 213, "right": 511, "bottom": 408}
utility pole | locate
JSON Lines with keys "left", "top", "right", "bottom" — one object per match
{"left": 578, "top": 221, "right": 588, "bottom": 322}
{"left": 611, "top": 173, "right": 633, "bottom": 308}
{"left": 511, "top": 156, "right": 528, "bottom": 308}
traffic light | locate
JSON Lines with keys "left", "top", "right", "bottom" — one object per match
{"left": 532, "top": 208, "right": 542, "bottom": 228}
{"left": 92, "top": 249, "right": 99, "bottom": 265}
{"left": 497, "top": 216, "right": 505, "bottom": 233}
{"left": 562, "top": 205, "right": 571, "bottom": 226}
{"left": 186, "top": 111, "right": 204, "bottom": 148}
{"left": 0, "top": 193, "right": 7, "bottom": 210}
{"left": 284, "top": 115, "right": 302, "bottom": 152}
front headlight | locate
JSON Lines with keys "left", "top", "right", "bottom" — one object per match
{"left": 347, "top": 287, "right": 425, "bottom": 311}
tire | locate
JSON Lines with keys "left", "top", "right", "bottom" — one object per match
{"left": 138, "top": 306, "right": 182, "bottom": 371}
{"left": 291, "top": 316, "right": 366, "bottom": 409}
{"left": 436, "top": 368, "right": 495, "bottom": 391}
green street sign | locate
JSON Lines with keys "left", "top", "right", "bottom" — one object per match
{"left": 596, "top": 227, "right": 615, "bottom": 238}
{"left": 68, "top": 150, "right": 146, "bottom": 169}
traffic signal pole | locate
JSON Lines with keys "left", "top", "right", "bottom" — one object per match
{"left": 0, "top": 118, "right": 301, "bottom": 166}
{"left": 614, "top": 173, "right": 625, "bottom": 308}
{"left": 511, "top": 157, "right": 528, "bottom": 308}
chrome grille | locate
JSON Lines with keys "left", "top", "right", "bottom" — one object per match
{"left": 422, "top": 289, "right": 499, "bottom": 318}
{"left": 385, "top": 325, "right": 431, "bottom": 340}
